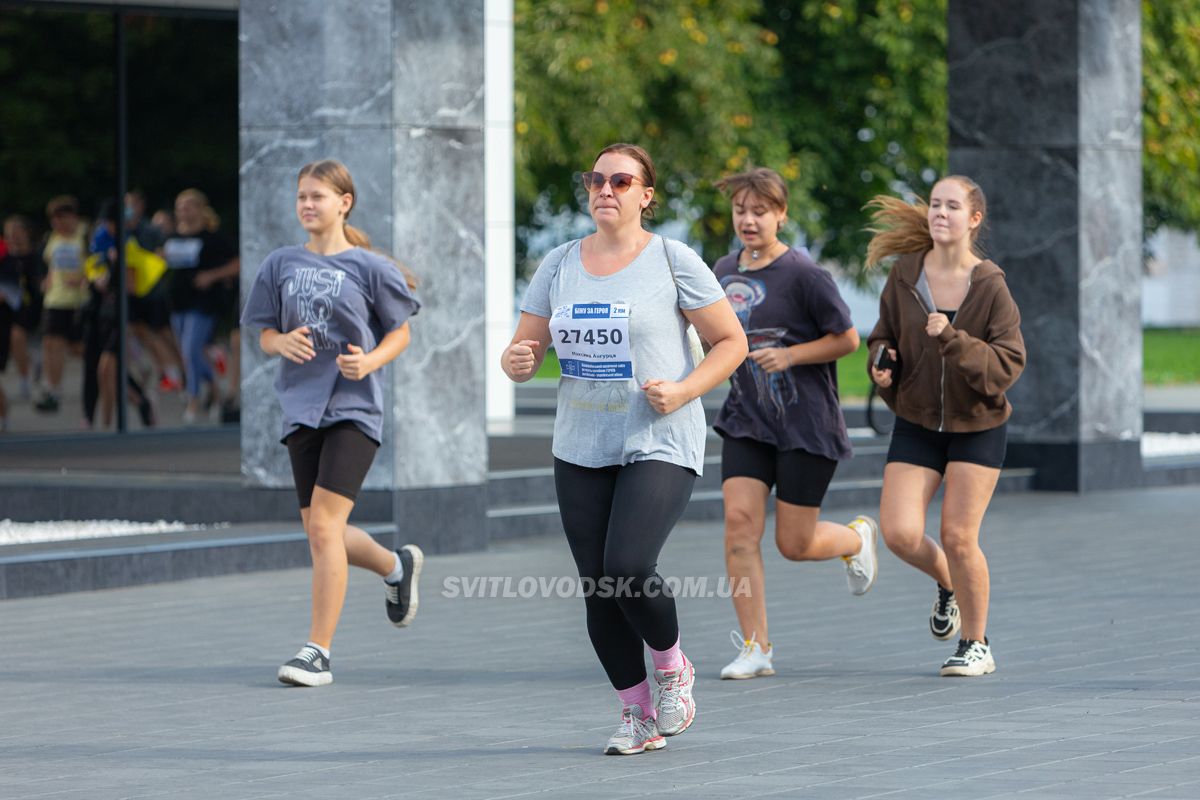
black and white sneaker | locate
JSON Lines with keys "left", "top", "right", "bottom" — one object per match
{"left": 929, "top": 584, "right": 961, "bottom": 640}
{"left": 277, "top": 644, "right": 332, "bottom": 687}
{"left": 385, "top": 544, "right": 424, "bottom": 628}
{"left": 940, "top": 638, "right": 995, "bottom": 677}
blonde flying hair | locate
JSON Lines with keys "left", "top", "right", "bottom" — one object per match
{"left": 864, "top": 175, "right": 987, "bottom": 268}
{"left": 297, "top": 159, "right": 418, "bottom": 289}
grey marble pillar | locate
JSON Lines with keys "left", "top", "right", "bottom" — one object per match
{"left": 239, "top": 0, "right": 488, "bottom": 551}
{"left": 948, "top": 0, "right": 1142, "bottom": 491}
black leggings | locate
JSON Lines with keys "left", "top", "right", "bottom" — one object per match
{"left": 553, "top": 458, "right": 696, "bottom": 691}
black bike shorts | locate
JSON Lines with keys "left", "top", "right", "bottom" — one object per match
{"left": 886, "top": 416, "right": 1007, "bottom": 474}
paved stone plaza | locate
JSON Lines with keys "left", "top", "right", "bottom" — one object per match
{"left": 3, "top": 484, "right": 1199, "bottom": 799}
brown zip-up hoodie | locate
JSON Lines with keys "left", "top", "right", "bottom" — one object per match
{"left": 867, "top": 251, "right": 1025, "bottom": 433}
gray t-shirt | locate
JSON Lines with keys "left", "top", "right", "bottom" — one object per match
{"left": 521, "top": 234, "right": 725, "bottom": 474}
{"left": 241, "top": 245, "right": 420, "bottom": 443}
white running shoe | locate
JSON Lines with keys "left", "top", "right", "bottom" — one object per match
{"left": 653, "top": 654, "right": 696, "bottom": 736}
{"left": 843, "top": 515, "right": 880, "bottom": 596}
{"left": 940, "top": 638, "right": 996, "bottom": 677}
{"left": 719, "top": 630, "right": 775, "bottom": 680}
{"left": 603, "top": 704, "right": 666, "bottom": 755}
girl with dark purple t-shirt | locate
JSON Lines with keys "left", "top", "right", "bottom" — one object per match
{"left": 712, "top": 168, "right": 879, "bottom": 681}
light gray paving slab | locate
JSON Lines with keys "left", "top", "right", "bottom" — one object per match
{"left": 4, "top": 485, "right": 1200, "bottom": 799}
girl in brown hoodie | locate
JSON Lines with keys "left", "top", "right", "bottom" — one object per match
{"left": 865, "top": 176, "right": 1025, "bottom": 677}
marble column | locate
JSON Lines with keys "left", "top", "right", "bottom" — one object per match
{"left": 240, "top": 0, "right": 488, "bottom": 551}
{"left": 948, "top": 0, "right": 1142, "bottom": 491}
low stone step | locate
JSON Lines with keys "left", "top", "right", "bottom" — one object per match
{"left": 485, "top": 467, "right": 1037, "bottom": 542}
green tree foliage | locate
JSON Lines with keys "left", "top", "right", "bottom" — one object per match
{"left": 1143, "top": 0, "right": 1200, "bottom": 237}
{"left": 757, "top": 0, "right": 946, "bottom": 270}
{"left": 513, "top": 0, "right": 947, "bottom": 268}
{"left": 514, "top": 0, "right": 806, "bottom": 263}
{"left": 516, "top": 0, "right": 1200, "bottom": 274}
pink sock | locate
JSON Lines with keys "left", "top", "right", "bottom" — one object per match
{"left": 649, "top": 636, "right": 685, "bottom": 673}
{"left": 616, "top": 679, "right": 654, "bottom": 719}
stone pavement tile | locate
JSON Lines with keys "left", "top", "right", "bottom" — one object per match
{"left": 5, "top": 485, "right": 1200, "bottom": 800}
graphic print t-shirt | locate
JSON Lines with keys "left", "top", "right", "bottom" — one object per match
{"left": 712, "top": 247, "right": 854, "bottom": 461}
{"left": 240, "top": 246, "right": 421, "bottom": 443}
{"left": 163, "top": 231, "right": 237, "bottom": 315}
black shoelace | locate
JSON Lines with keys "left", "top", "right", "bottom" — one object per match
{"left": 935, "top": 584, "right": 954, "bottom": 615}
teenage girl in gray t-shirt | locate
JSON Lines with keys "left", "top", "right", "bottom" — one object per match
{"left": 241, "top": 159, "right": 423, "bottom": 688}
{"left": 501, "top": 143, "right": 748, "bottom": 756}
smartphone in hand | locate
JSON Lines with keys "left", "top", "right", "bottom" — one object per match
{"left": 873, "top": 345, "right": 900, "bottom": 378}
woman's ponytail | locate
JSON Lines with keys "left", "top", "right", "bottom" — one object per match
{"left": 864, "top": 194, "right": 932, "bottom": 269}
{"left": 864, "top": 176, "right": 988, "bottom": 268}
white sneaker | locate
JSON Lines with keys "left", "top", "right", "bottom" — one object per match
{"left": 653, "top": 654, "right": 696, "bottom": 736}
{"left": 940, "top": 638, "right": 996, "bottom": 677}
{"left": 719, "top": 630, "right": 775, "bottom": 680}
{"left": 603, "top": 704, "right": 666, "bottom": 755}
{"left": 843, "top": 515, "right": 879, "bottom": 596}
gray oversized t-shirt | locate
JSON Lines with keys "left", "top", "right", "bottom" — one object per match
{"left": 241, "top": 246, "right": 420, "bottom": 443}
{"left": 521, "top": 235, "right": 725, "bottom": 474}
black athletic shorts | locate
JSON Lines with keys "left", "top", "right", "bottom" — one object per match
{"left": 284, "top": 422, "right": 379, "bottom": 508}
{"left": 131, "top": 280, "right": 171, "bottom": 329}
{"left": 720, "top": 435, "right": 839, "bottom": 507}
{"left": 886, "top": 415, "right": 1007, "bottom": 474}
{"left": 14, "top": 296, "right": 40, "bottom": 332}
{"left": 44, "top": 307, "right": 83, "bottom": 341}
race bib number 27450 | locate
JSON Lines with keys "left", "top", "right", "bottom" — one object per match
{"left": 549, "top": 302, "right": 632, "bottom": 381}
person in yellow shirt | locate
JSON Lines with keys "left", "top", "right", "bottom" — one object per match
{"left": 37, "top": 195, "right": 88, "bottom": 414}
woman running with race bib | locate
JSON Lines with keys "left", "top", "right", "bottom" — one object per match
{"left": 501, "top": 143, "right": 747, "bottom": 755}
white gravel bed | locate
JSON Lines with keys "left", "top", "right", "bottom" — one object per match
{"left": 1142, "top": 432, "right": 1200, "bottom": 458}
{"left": 0, "top": 519, "right": 230, "bottom": 546}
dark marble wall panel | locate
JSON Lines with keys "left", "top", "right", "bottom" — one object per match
{"left": 950, "top": 147, "right": 1081, "bottom": 441}
{"left": 392, "top": 0, "right": 485, "bottom": 129}
{"left": 949, "top": 0, "right": 1142, "bottom": 489}
{"left": 949, "top": 0, "right": 1077, "bottom": 149}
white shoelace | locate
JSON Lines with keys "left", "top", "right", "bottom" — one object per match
{"left": 385, "top": 583, "right": 400, "bottom": 604}
{"left": 616, "top": 709, "right": 656, "bottom": 744}
{"left": 729, "top": 629, "right": 760, "bottom": 661}
{"left": 292, "top": 646, "right": 323, "bottom": 664}
{"left": 656, "top": 657, "right": 692, "bottom": 714}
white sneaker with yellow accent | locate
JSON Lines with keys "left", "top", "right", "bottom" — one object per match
{"left": 843, "top": 515, "right": 879, "bottom": 596}
{"left": 719, "top": 630, "right": 775, "bottom": 680}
